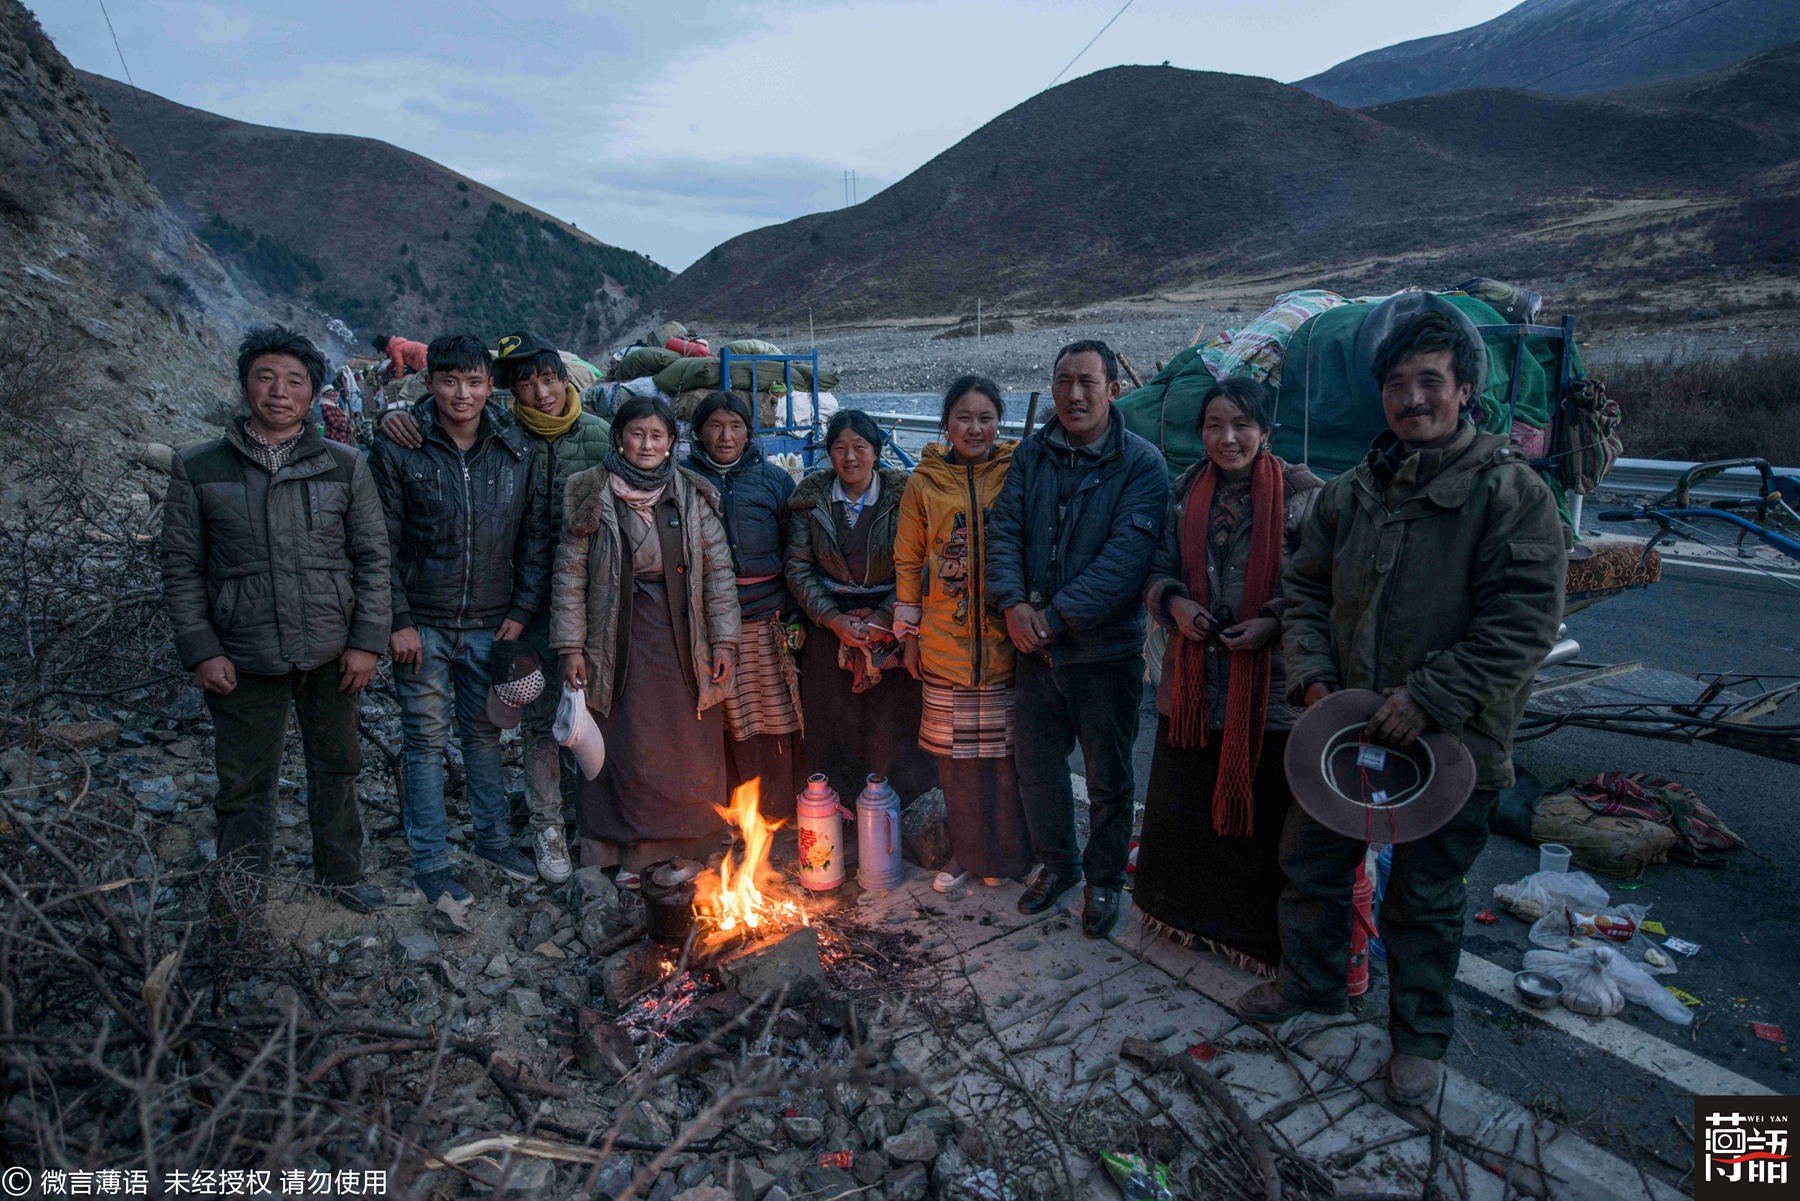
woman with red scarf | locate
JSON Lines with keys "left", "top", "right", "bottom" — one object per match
{"left": 1136, "top": 377, "right": 1322, "bottom": 974}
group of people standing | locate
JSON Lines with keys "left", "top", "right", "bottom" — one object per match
{"left": 163, "top": 309, "right": 1563, "bottom": 1109}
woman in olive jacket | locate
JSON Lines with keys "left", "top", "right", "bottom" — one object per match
{"left": 784, "top": 409, "right": 937, "bottom": 806}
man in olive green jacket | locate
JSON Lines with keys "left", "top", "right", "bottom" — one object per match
{"left": 1235, "top": 309, "right": 1566, "bottom": 1109}
{"left": 162, "top": 326, "right": 392, "bottom": 916}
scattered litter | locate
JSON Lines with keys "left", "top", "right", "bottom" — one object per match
{"left": 1664, "top": 937, "right": 1701, "bottom": 956}
{"left": 1100, "top": 1150, "right": 1175, "bottom": 1200}
{"left": 1474, "top": 909, "right": 1500, "bottom": 924}
{"left": 1666, "top": 986, "right": 1702, "bottom": 1007}
{"left": 1522, "top": 945, "right": 1693, "bottom": 1024}
{"left": 1617, "top": 880, "right": 1650, "bottom": 890}
{"left": 1186, "top": 1042, "right": 1219, "bottom": 1062}
{"left": 818, "top": 1150, "right": 852, "bottom": 1169}
{"left": 1639, "top": 919, "right": 1667, "bottom": 936}
{"left": 1753, "top": 1022, "right": 1787, "bottom": 1044}
{"left": 1644, "top": 945, "right": 1671, "bottom": 968}
{"left": 1494, "top": 869, "right": 1609, "bottom": 921}
{"left": 1568, "top": 910, "right": 1638, "bottom": 943}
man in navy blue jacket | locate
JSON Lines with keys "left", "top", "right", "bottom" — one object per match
{"left": 986, "top": 340, "right": 1169, "bottom": 938}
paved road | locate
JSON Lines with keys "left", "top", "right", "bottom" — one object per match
{"left": 1102, "top": 549, "right": 1798, "bottom": 1185}
{"left": 1457, "top": 556, "right": 1799, "bottom": 1180}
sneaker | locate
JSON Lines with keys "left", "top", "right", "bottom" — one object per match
{"left": 533, "top": 826, "right": 572, "bottom": 884}
{"left": 933, "top": 860, "right": 970, "bottom": 893}
{"left": 416, "top": 868, "right": 471, "bottom": 904}
{"left": 474, "top": 842, "right": 537, "bottom": 883}
{"left": 614, "top": 870, "right": 641, "bottom": 890}
{"left": 317, "top": 880, "right": 388, "bottom": 914}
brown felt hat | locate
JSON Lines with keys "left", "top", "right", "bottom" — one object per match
{"left": 1284, "top": 689, "right": 1476, "bottom": 844}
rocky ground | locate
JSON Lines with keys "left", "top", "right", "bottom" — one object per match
{"left": 0, "top": 688, "right": 1024, "bottom": 1200}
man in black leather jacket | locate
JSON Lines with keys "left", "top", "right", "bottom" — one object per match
{"left": 370, "top": 334, "right": 551, "bottom": 903}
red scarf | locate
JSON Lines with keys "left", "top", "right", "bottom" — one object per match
{"left": 1168, "top": 452, "right": 1284, "bottom": 837}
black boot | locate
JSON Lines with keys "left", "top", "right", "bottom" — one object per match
{"left": 1081, "top": 886, "right": 1121, "bottom": 938}
{"left": 1017, "top": 866, "right": 1080, "bottom": 915}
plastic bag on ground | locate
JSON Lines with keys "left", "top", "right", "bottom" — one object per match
{"left": 1493, "top": 869, "right": 1610, "bottom": 921}
{"left": 1523, "top": 946, "right": 1624, "bottom": 1016}
{"left": 1523, "top": 946, "right": 1693, "bottom": 1025}
{"left": 1526, "top": 901, "right": 1675, "bottom": 975}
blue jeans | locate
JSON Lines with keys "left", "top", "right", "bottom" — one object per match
{"left": 393, "top": 626, "right": 508, "bottom": 877}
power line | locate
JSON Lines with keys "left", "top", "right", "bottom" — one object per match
{"left": 94, "top": 0, "right": 135, "bottom": 87}
{"left": 1519, "top": 0, "right": 1738, "bottom": 89}
{"left": 1048, "top": 0, "right": 1137, "bottom": 89}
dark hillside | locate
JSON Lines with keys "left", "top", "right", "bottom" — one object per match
{"left": 1295, "top": 0, "right": 1800, "bottom": 107}
{"left": 651, "top": 53, "right": 1800, "bottom": 327}
{"left": 652, "top": 66, "right": 1512, "bottom": 326}
{"left": 78, "top": 72, "right": 670, "bottom": 350}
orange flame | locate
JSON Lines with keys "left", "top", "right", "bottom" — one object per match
{"left": 695, "top": 778, "right": 808, "bottom": 938}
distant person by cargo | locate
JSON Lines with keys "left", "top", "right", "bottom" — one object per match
{"left": 372, "top": 333, "right": 428, "bottom": 376}
{"left": 313, "top": 385, "right": 356, "bottom": 446}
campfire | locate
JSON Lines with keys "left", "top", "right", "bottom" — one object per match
{"left": 693, "top": 778, "right": 810, "bottom": 949}
{"left": 617, "top": 779, "right": 863, "bottom": 1038}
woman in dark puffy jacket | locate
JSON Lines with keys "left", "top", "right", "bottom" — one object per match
{"left": 785, "top": 410, "right": 938, "bottom": 806}
{"left": 684, "top": 391, "right": 804, "bottom": 817}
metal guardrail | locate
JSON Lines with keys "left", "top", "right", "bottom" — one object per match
{"left": 864, "top": 414, "right": 1796, "bottom": 501}
{"left": 1600, "top": 459, "right": 1800, "bottom": 500}
{"left": 869, "top": 412, "right": 1028, "bottom": 439}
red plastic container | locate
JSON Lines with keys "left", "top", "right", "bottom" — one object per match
{"left": 664, "top": 336, "right": 710, "bottom": 358}
{"left": 1348, "top": 859, "right": 1376, "bottom": 998}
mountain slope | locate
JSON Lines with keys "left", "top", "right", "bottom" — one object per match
{"left": 77, "top": 72, "right": 670, "bottom": 352}
{"left": 652, "top": 66, "right": 1504, "bottom": 326}
{"left": 649, "top": 54, "right": 1800, "bottom": 327}
{"left": 0, "top": 0, "right": 255, "bottom": 437}
{"left": 1361, "top": 42, "right": 1800, "bottom": 186}
{"left": 1294, "top": 0, "right": 1800, "bottom": 108}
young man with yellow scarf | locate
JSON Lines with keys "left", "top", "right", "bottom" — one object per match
{"left": 380, "top": 332, "right": 610, "bottom": 882}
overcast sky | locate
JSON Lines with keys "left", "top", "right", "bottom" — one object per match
{"left": 39, "top": 0, "right": 1518, "bottom": 271}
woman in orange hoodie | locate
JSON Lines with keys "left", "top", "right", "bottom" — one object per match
{"left": 894, "top": 376, "right": 1032, "bottom": 892}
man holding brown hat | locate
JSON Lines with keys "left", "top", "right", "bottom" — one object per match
{"left": 1233, "top": 305, "right": 1566, "bottom": 1108}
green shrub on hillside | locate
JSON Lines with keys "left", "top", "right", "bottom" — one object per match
{"left": 198, "top": 215, "right": 324, "bottom": 296}
{"left": 442, "top": 204, "right": 669, "bottom": 336}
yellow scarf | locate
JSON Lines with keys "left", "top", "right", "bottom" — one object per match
{"left": 512, "top": 382, "right": 582, "bottom": 440}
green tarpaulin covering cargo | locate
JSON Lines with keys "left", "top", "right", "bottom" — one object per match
{"left": 1116, "top": 286, "right": 1582, "bottom": 498}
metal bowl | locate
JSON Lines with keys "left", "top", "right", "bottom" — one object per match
{"left": 1513, "top": 970, "right": 1564, "bottom": 1009}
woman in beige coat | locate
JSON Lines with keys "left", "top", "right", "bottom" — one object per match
{"left": 552, "top": 395, "right": 740, "bottom": 881}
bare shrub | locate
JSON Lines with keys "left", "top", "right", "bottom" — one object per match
{"left": 0, "top": 322, "right": 76, "bottom": 423}
{"left": 0, "top": 432, "right": 183, "bottom": 722}
{"left": 1591, "top": 349, "right": 1800, "bottom": 465}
